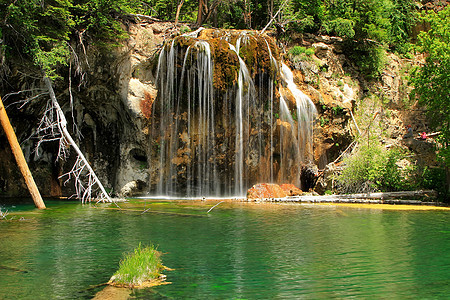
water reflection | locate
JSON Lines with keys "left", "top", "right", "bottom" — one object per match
{"left": 0, "top": 200, "right": 449, "bottom": 299}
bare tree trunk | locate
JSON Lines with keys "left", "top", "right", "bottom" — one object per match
{"left": 196, "top": 0, "right": 206, "bottom": 27}
{"left": 446, "top": 166, "right": 450, "bottom": 199}
{"left": 0, "top": 96, "right": 46, "bottom": 209}
{"left": 446, "top": 138, "right": 450, "bottom": 200}
{"left": 174, "top": 0, "right": 185, "bottom": 26}
{"left": 43, "top": 77, "right": 112, "bottom": 203}
{"left": 269, "top": 0, "right": 274, "bottom": 19}
{"left": 244, "top": 0, "right": 251, "bottom": 28}
{"left": 252, "top": 190, "right": 438, "bottom": 203}
{"left": 196, "top": 0, "right": 221, "bottom": 28}
{"left": 206, "top": 1, "right": 221, "bottom": 26}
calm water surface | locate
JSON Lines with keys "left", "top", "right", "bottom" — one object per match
{"left": 0, "top": 199, "right": 449, "bottom": 299}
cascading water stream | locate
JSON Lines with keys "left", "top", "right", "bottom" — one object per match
{"left": 280, "top": 63, "right": 317, "bottom": 164}
{"left": 154, "top": 39, "right": 218, "bottom": 196}
{"left": 264, "top": 38, "right": 278, "bottom": 183}
{"left": 151, "top": 30, "right": 317, "bottom": 197}
{"left": 228, "top": 42, "right": 255, "bottom": 196}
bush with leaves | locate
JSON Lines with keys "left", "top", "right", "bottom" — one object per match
{"left": 336, "top": 142, "right": 415, "bottom": 193}
{"left": 417, "top": 166, "right": 447, "bottom": 196}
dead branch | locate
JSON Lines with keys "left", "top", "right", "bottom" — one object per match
{"left": 207, "top": 201, "right": 224, "bottom": 213}
{"left": 333, "top": 141, "right": 357, "bottom": 165}
{"left": 129, "top": 13, "right": 163, "bottom": 23}
{"left": 349, "top": 109, "right": 361, "bottom": 136}
{"left": 261, "top": 0, "right": 289, "bottom": 35}
{"left": 43, "top": 77, "right": 112, "bottom": 203}
{"left": 0, "top": 208, "right": 8, "bottom": 219}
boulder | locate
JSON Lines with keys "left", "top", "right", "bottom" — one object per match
{"left": 247, "top": 183, "right": 302, "bottom": 199}
{"left": 119, "top": 180, "right": 147, "bottom": 197}
{"left": 280, "top": 184, "right": 303, "bottom": 196}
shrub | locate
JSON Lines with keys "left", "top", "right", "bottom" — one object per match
{"left": 180, "top": 25, "right": 191, "bottom": 34}
{"left": 323, "top": 18, "right": 355, "bottom": 38}
{"left": 289, "top": 46, "right": 315, "bottom": 59}
{"left": 418, "top": 166, "right": 447, "bottom": 197}
{"left": 336, "top": 143, "right": 415, "bottom": 193}
{"left": 347, "top": 43, "right": 387, "bottom": 79}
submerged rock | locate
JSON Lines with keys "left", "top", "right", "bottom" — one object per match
{"left": 92, "top": 286, "right": 131, "bottom": 300}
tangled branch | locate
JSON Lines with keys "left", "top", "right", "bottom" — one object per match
{"left": 42, "top": 77, "right": 113, "bottom": 203}
{"left": 0, "top": 208, "right": 8, "bottom": 220}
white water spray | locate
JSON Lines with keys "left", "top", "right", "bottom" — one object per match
{"left": 152, "top": 31, "right": 317, "bottom": 197}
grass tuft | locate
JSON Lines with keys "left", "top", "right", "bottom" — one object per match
{"left": 109, "top": 243, "right": 164, "bottom": 287}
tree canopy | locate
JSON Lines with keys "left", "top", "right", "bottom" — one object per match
{"left": 0, "top": 0, "right": 425, "bottom": 79}
{"left": 0, "top": 0, "right": 146, "bottom": 79}
{"left": 411, "top": 6, "right": 450, "bottom": 194}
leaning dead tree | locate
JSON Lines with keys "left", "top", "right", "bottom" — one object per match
{"left": 40, "top": 77, "right": 112, "bottom": 203}
{"left": 260, "top": 0, "right": 289, "bottom": 34}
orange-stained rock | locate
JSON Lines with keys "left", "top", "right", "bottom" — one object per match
{"left": 280, "top": 184, "right": 303, "bottom": 196}
{"left": 247, "top": 183, "right": 288, "bottom": 199}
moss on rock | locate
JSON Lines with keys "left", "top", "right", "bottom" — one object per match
{"left": 209, "top": 38, "right": 239, "bottom": 91}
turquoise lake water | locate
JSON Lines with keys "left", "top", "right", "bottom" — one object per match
{"left": 0, "top": 199, "right": 449, "bottom": 299}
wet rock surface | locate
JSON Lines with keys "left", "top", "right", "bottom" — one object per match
{"left": 0, "top": 21, "right": 437, "bottom": 198}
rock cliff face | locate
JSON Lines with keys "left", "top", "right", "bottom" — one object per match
{"left": 123, "top": 27, "right": 319, "bottom": 197}
{"left": 0, "top": 21, "right": 431, "bottom": 198}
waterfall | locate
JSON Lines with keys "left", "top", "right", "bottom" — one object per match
{"left": 154, "top": 39, "right": 217, "bottom": 196}
{"left": 280, "top": 63, "right": 317, "bottom": 167}
{"left": 228, "top": 42, "right": 255, "bottom": 197}
{"left": 151, "top": 30, "right": 316, "bottom": 197}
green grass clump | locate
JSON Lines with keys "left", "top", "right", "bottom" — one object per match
{"left": 289, "top": 46, "right": 315, "bottom": 57}
{"left": 110, "top": 243, "right": 164, "bottom": 287}
{"left": 305, "top": 47, "right": 315, "bottom": 56}
{"left": 289, "top": 46, "right": 306, "bottom": 56}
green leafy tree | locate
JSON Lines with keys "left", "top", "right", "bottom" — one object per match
{"left": 0, "top": 0, "right": 152, "bottom": 78}
{"left": 411, "top": 6, "right": 450, "bottom": 197}
{"left": 388, "top": 0, "right": 417, "bottom": 53}
{"left": 0, "top": 0, "right": 73, "bottom": 79}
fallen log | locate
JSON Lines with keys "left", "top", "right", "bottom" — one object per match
{"left": 249, "top": 190, "right": 439, "bottom": 204}
{"left": 425, "top": 131, "right": 441, "bottom": 138}
{"left": 128, "top": 13, "right": 163, "bottom": 23}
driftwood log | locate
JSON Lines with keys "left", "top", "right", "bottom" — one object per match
{"left": 250, "top": 190, "right": 440, "bottom": 205}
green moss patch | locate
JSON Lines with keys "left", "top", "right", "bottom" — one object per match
{"left": 209, "top": 38, "right": 239, "bottom": 91}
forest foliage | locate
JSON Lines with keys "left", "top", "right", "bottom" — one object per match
{"left": 411, "top": 6, "right": 450, "bottom": 167}
{"left": 411, "top": 6, "right": 450, "bottom": 195}
{"left": 0, "top": 0, "right": 420, "bottom": 79}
